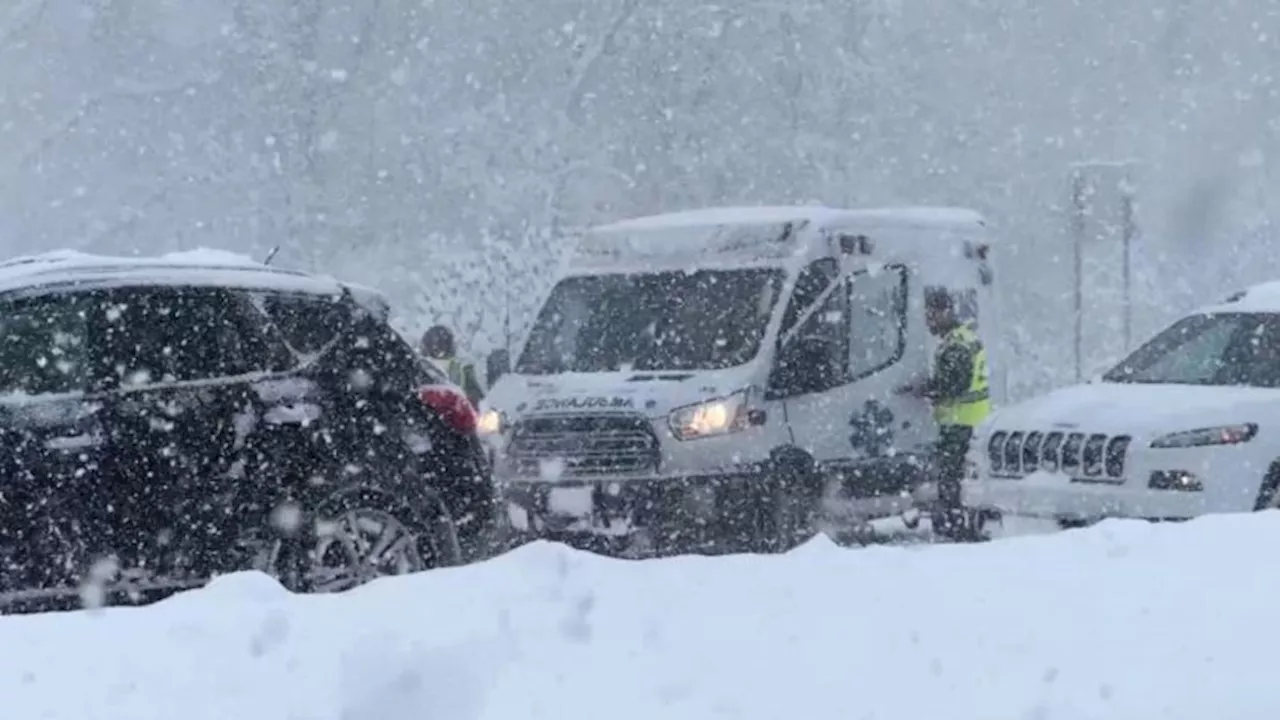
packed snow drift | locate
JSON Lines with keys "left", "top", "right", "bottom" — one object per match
{"left": 3, "top": 515, "right": 1277, "bottom": 720}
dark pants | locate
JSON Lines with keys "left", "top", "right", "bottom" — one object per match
{"left": 933, "top": 424, "right": 974, "bottom": 536}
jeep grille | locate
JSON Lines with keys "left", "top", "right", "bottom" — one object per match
{"left": 988, "top": 429, "right": 1130, "bottom": 481}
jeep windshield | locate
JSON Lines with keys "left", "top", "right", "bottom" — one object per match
{"left": 516, "top": 268, "right": 784, "bottom": 374}
{"left": 1103, "top": 311, "right": 1280, "bottom": 387}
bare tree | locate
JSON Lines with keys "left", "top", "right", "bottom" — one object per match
{"left": 0, "top": 0, "right": 46, "bottom": 50}
{"left": 545, "top": 0, "right": 642, "bottom": 237}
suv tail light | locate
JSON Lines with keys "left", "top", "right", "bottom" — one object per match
{"left": 418, "top": 385, "right": 477, "bottom": 434}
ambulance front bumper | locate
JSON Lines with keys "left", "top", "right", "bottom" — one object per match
{"left": 500, "top": 468, "right": 772, "bottom": 537}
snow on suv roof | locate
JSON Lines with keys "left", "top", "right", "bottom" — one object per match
{"left": 590, "top": 205, "right": 988, "bottom": 234}
{"left": 1204, "top": 280, "right": 1280, "bottom": 314}
{"left": 0, "top": 248, "right": 387, "bottom": 309}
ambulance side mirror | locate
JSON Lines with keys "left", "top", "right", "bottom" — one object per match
{"left": 487, "top": 349, "right": 511, "bottom": 386}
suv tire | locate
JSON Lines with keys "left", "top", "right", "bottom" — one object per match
{"left": 262, "top": 487, "right": 462, "bottom": 593}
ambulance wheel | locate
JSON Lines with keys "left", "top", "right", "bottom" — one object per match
{"left": 762, "top": 448, "right": 822, "bottom": 553}
{"left": 939, "top": 507, "right": 996, "bottom": 543}
{"left": 653, "top": 483, "right": 725, "bottom": 557}
{"left": 1056, "top": 517, "right": 1097, "bottom": 531}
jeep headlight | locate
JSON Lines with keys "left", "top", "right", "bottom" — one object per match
{"left": 1150, "top": 423, "right": 1257, "bottom": 449}
{"left": 476, "top": 409, "right": 504, "bottom": 436}
{"left": 669, "top": 390, "right": 750, "bottom": 441}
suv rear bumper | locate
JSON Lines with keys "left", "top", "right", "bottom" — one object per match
{"left": 0, "top": 575, "right": 207, "bottom": 615}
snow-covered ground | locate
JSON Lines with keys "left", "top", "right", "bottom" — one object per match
{"left": 3, "top": 515, "right": 1277, "bottom": 720}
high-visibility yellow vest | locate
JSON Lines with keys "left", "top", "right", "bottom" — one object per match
{"left": 933, "top": 323, "right": 992, "bottom": 427}
{"left": 443, "top": 357, "right": 467, "bottom": 387}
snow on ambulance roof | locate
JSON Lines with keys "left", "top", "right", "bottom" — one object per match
{"left": 0, "top": 248, "right": 388, "bottom": 309}
{"left": 589, "top": 205, "right": 988, "bottom": 234}
{"left": 571, "top": 205, "right": 988, "bottom": 271}
{"left": 574, "top": 218, "right": 801, "bottom": 268}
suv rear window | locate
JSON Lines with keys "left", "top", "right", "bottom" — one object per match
{"left": 99, "top": 286, "right": 277, "bottom": 385}
{"left": 257, "top": 293, "right": 348, "bottom": 356}
{"left": 255, "top": 291, "right": 436, "bottom": 386}
{"left": 0, "top": 293, "right": 92, "bottom": 396}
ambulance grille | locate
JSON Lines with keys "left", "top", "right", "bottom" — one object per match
{"left": 508, "top": 414, "right": 660, "bottom": 477}
{"left": 988, "top": 430, "right": 1130, "bottom": 481}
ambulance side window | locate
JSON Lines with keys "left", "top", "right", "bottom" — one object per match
{"left": 767, "top": 258, "right": 849, "bottom": 397}
{"left": 847, "top": 265, "right": 908, "bottom": 380}
{"left": 779, "top": 258, "right": 839, "bottom": 339}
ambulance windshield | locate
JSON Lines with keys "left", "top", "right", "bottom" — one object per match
{"left": 516, "top": 268, "right": 784, "bottom": 374}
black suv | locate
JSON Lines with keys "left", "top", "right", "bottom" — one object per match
{"left": 0, "top": 252, "right": 494, "bottom": 612}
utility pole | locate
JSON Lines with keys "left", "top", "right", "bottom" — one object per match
{"left": 1070, "top": 167, "right": 1087, "bottom": 383}
{"left": 1119, "top": 171, "right": 1137, "bottom": 352}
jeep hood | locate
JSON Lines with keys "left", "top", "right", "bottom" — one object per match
{"left": 988, "top": 381, "right": 1280, "bottom": 438}
{"left": 483, "top": 366, "right": 759, "bottom": 420}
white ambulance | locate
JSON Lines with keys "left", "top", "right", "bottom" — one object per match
{"left": 480, "top": 205, "right": 1002, "bottom": 554}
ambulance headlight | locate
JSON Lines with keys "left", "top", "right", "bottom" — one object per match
{"left": 1150, "top": 423, "right": 1257, "bottom": 449}
{"left": 476, "top": 409, "right": 504, "bottom": 436}
{"left": 669, "top": 391, "right": 750, "bottom": 441}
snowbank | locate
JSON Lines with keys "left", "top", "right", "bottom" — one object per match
{"left": 3, "top": 515, "right": 1279, "bottom": 720}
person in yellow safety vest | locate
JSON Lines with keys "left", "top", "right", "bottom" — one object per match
{"left": 895, "top": 288, "right": 992, "bottom": 540}
{"left": 421, "top": 325, "right": 485, "bottom": 407}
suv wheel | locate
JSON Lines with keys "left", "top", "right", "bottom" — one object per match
{"left": 306, "top": 507, "right": 426, "bottom": 592}
{"left": 256, "top": 490, "right": 462, "bottom": 593}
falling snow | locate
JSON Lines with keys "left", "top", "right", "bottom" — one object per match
{"left": 0, "top": 2, "right": 1278, "bottom": 719}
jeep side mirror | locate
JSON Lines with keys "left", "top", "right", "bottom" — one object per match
{"left": 487, "top": 349, "right": 511, "bottom": 386}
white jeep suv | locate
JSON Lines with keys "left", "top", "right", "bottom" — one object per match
{"left": 963, "top": 284, "right": 1280, "bottom": 525}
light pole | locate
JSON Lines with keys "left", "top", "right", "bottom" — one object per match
{"left": 1070, "top": 167, "right": 1087, "bottom": 383}
{"left": 1068, "top": 159, "right": 1140, "bottom": 382}
{"left": 1119, "top": 170, "right": 1137, "bottom": 353}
